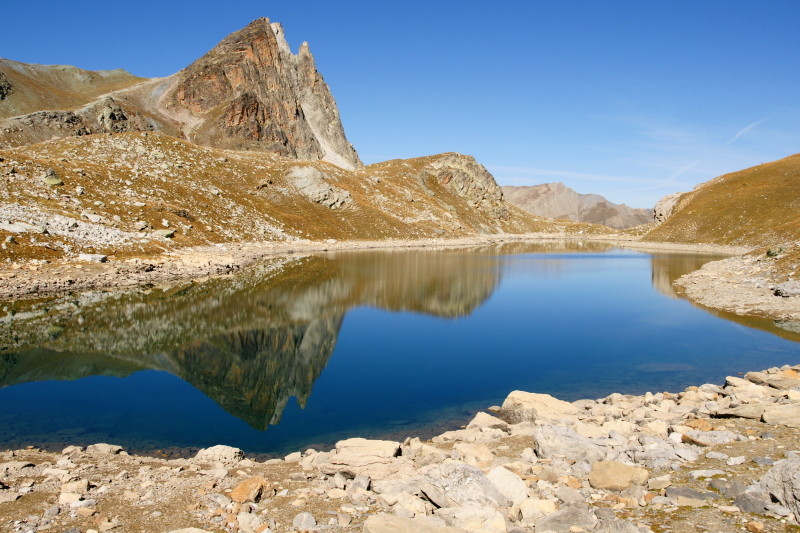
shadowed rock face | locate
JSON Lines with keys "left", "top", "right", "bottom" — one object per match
{"left": 0, "top": 249, "right": 501, "bottom": 429}
{"left": 502, "top": 183, "right": 651, "bottom": 229}
{"left": 0, "top": 18, "right": 361, "bottom": 169}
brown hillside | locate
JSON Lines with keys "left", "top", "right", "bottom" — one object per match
{"left": 644, "top": 153, "right": 800, "bottom": 247}
{"left": 0, "top": 133, "right": 610, "bottom": 264}
{"left": 0, "top": 59, "right": 144, "bottom": 119}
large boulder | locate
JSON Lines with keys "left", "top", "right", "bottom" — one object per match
{"left": 486, "top": 466, "right": 527, "bottom": 506}
{"left": 194, "top": 445, "right": 244, "bottom": 465}
{"left": 500, "top": 391, "right": 579, "bottom": 424}
{"left": 318, "top": 438, "right": 414, "bottom": 480}
{"left": 589, "top": 461, "right": 649, "bottom": 491}
{"left": 420, "top": 461, "right": 511, "bottom": 509}
{"left": 760, "top": 456, "right": 800, "bottom": 520}
{"left": 362, "top": 514, "right": 466, "bottom": 533}
{"left": 533, "top": 425, "right": 605, "bottom": 462}
{"left": 435, "top": 506, "right": 506, "bottom": 533}
{"left": 762, "top": 404, "right": 800, "bottom": 428}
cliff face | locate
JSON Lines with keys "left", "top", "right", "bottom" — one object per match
{"left": 502, "top": 183, "right": 651, "bottom": 229}
{"left": 160, "top": 18, "right": 361, "bottom": 169}
{"left": 0, "top": 19, "right": 361, "bottom": 170}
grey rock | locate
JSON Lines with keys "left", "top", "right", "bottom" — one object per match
{"left": 595, "top": 519, "right": 641, "bottom": 533}
{"left": 288, "top": 167, "right": 351, "bottom": 209}
{"left": 292, "top": 511, "right": 316, "bottom": 530}
{"left": 362, "top": 514, "right": 465, "bottom": 533}
{"left": 760, "top": 456, "right": 800, "bottom": 519}
{"left": 762, "top": 403, "right": 800, "bottom": 428}
{"left": 774, "top": 281, "right": 800, "bottom": 297}
{"left": 86, "top": 443, "right": 123, "bottom": 455}
{"left": 533, "top": 425, "right": 605, "bottom": 462}
{"left": 652, "top": 191, "right": 683, "bottom": 224}
{"left": 420, "top": 461, "right": 511, "bottom": 508}
{"left": 194, "top": 444, "right": 243, "bottom": 465}
{"left": 534, "top": 505, "right": 598, "bottom": 533}
{"left": 665, "top": 486, "right": 719, "bottom": 505}
{"left": 734, "top": 489, "right": 772, "bottom": 514}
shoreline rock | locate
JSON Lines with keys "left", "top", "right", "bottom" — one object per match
{"left": 1, "top": 364, "right": 798, "bottom": 532}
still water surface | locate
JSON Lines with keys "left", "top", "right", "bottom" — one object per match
{"left": 1, "top": 241, "right": 799, "bottom": 455}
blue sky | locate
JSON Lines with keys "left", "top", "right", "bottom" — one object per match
{"left": 2, "top": 1, "right": 799, "bottom": 208}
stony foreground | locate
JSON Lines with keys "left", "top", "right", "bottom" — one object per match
{"left": 1, "top": 366, "right": 799, "bottom": 533}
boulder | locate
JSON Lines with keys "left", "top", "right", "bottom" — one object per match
{"left": 486, "top": 466, "right": 527, "bottom": 506}
{"left": 336, "top": 438, "right": 400, "bottom": 458}
{"left": 86, "top": 443, "right": 123, "bottom": 455}
{"left": 420, "top": 461, "right": 511, "bottom": 508}
{"left": 435, "top": 506, "right": 506, "bottom": 533}
{"left": 452, "top": 443, "right": 495, "bottom": 466}
{"left": 760, "top": 456, "right": 800, "bottom": 519}
{"left": 533, "top": 425, "right": 605, "bottom": 462}
{"left": 762, "top": 404, "right": 800, "bottom": 428}
{"left": 519, "top": 498, "right": 558, "bottom": 521}
{"left": 194, "top": 445, "right": 243, "bottom": 465}
{"left": 746, "top": 369, "right": 800, "bottom": 390}
{"left": 318, "top": 438, "right": 413, "bottom": 480}
{"left": 466, "top": 412, "right": 510, "bottom": 433}
{"left": 229, "top": 476, "right": 268, "bottom": 503}
{"left": 292, "top": 512, "right": 316, "bottom": 531}
{"left": 534, "top": 505, "right": 598, "bottom": 533}
{"left": 500, "top": 391, "right": 579, "bottom": 424}
{"left": 362, "top": 514, "right": 466, "bottom": 533}
{"left": 589, "top": 461, "right": 649, "bottom": 491}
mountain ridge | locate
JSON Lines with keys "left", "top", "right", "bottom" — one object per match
{"left": 502, "top": 182, "right": 651, "bottom": 229}
{"left": 0, "top": 18, "right": 361, "bottom": 169}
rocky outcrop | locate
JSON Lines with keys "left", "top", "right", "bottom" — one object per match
{"left": 502, "top": 183, "right": 651, "bottom": 229}
{"left": 0, "top": 71, "right": 11, "bottom": 100}
{"left": 429, "top": 154, "right": 508, "bottom": 219}
{"left": 652, "top": 191, "right": 683, "bottom": 224}
{"left": 161, "top": 18, "right": 361, "bottom": 169}
{"left": 0, "top": 19, "right": 361, "bottom": 169}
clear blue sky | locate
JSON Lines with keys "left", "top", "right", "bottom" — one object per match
{"left": 3, "top": 1, "right": 799, "bottom": 208}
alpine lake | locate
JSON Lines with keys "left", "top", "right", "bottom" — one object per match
{"left": 2, "top": 241, "right": 799, "bottom": 458}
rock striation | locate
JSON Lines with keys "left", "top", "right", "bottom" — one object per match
{"left": 160, "top": 18, "right": 361, "bottom": 169}
{"left": 502, "top": 183, "right": 651, "bottom": 229}
{"left": 0, "top": 18, "right": 361, "bottom": 169}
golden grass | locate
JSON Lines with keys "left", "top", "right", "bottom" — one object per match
{"left": 644, "top": 154, "right": 800, "bottom": 247}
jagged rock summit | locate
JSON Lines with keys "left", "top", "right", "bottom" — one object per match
{"left": 502, "top": 182, "right": 651, "bottom": 229}
{"left": 0, "top": 18, "right": 361, "bottom": 169}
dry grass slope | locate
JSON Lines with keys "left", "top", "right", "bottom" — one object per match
{"left": 644, "top": 153, "right": 800, "bottom": 247}
{"left": 0, "top": 133, "right": 612, "bottom": 264}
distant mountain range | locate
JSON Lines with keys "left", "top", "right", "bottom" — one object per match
{"left": 501, "top": 182, "right": 652, "bottom": 229}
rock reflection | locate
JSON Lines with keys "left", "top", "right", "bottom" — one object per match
{"left": 0, "top": 249, "right": 501, "bottom": 429}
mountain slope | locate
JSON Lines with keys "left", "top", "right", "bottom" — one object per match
{"left": 0, "top": 133, "right": 608, "bottom": 264}
{"left": 502, "top": 182, "right": 651, "bottom": 229}
{"left": 644, "top": 154, "right": 800, "bottom": 247}
{"left": 0, "top": 58, "right": 144, "bottom": 119}
{"left": 0, "top": 18, "right": 360, "bottom": 169}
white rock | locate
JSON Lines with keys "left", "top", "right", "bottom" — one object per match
{"left": 501, "top": 391, "right": 579, "bottom": 424}
{"left": 194, "top": 445, "right": 243, "bottom": 465}
{"left": 486, "top": 466, "right": 527, "bottom": 506}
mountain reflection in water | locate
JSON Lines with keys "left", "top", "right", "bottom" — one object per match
{"left": 1, "top": 241, "right": 797, "bottom": 453}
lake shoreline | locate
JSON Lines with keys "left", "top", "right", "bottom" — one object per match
{"left": 0, "top": 233, "right": 748, "bottom": 303}
{"left": 1, "top": 363, "right": 798, "bottom": 533}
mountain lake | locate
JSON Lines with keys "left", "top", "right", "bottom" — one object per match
{"left": 1, "top": 241, "right": 799, "bottom": 457}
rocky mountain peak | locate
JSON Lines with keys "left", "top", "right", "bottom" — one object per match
{"left": 161, "top": 17, "right": 362, "bottom": 169}
{"left": 0, "top": 18, "right": 362, "bottom": 169}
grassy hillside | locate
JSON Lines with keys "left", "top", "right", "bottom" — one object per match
{"left": 644, "top": 153, "right": 800, "bottom": 247}
{"left": 0, "top": 59, "right": 144, "bottom": 119}
{"left": 0, "top": 132, "right": 611, "bottom": 264}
